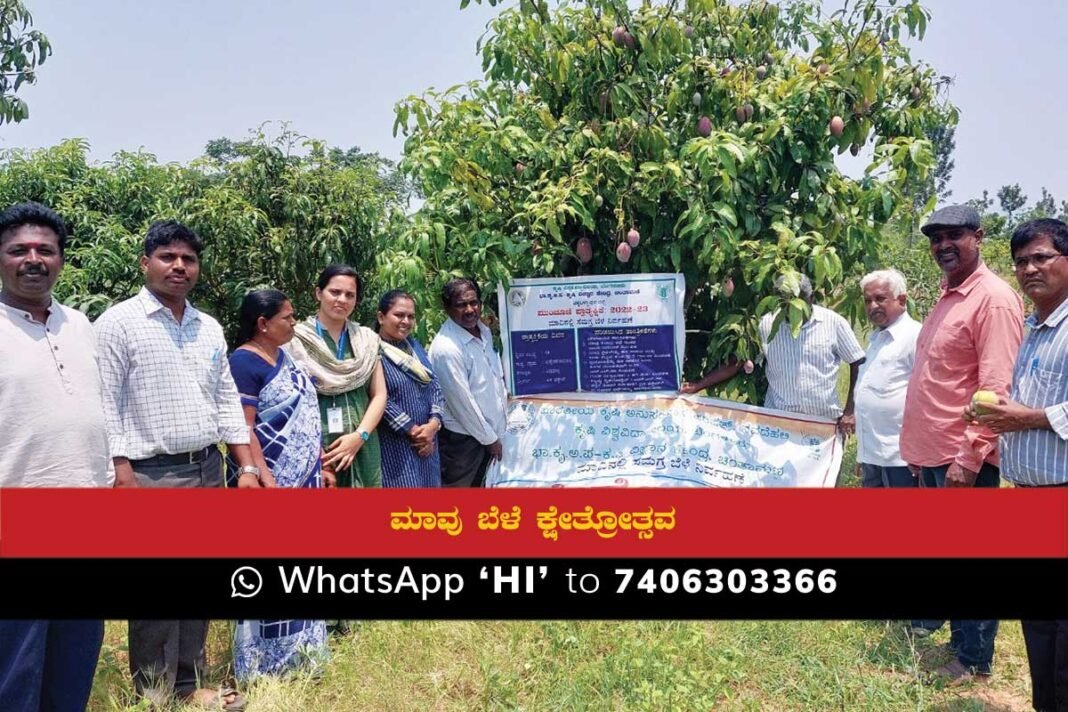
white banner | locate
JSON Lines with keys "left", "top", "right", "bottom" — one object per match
{"left": 497, "top": 274, "right": 686, "bottom": 396}
{"left": 487, "top": 393, "right": 842, "bottom": 488}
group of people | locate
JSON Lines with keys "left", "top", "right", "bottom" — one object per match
{"left": 684, "top": 204, "right": 1067, "bottom": 710}
{"left": 0, "top": 202, "right": 509, "bottom": 711}
{"left": 1, "top": 197, "right": 1066, "bottom": 712}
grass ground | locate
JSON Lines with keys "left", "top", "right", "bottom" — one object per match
{"left": 88, "top": 619, "right": 1035, "bottom": 711}
{"left": 86, "top": 327, "right": 1031, "bottom": 711}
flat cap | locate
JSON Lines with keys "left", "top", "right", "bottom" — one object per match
{"left": 921, "top": 204, "right": 981, "bottom": 236}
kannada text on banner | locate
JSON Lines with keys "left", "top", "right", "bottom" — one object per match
{"left": 488, "top": 393, "right": 842, "bottom": 488}
{"left": 498, "top": 274, "right": 685, "bottom": 396}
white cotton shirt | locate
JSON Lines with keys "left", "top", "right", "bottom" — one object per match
{"left": 0, "top": 299, "right": 112, "bottom": 487}
{"left": 429, "top": 318, "right": 508, "bottom": 445}
{"left": 94, "top": 288, "right": 248, "bottom": 460}
{"left": 760, "top": 304, "right": 866, "bottom": 420}
{"left": 854, "top": 312, "right": 922, "bottom": 467}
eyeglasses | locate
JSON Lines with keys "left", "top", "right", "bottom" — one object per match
{"left": 1012, "top": 253, "right": 1066, "bottom": 270}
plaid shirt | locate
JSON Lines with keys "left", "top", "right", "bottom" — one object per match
{"left": 94, "top": 288, "right": 248, "bottom": 460}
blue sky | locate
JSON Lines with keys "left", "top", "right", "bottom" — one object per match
{"left": 3, "top": 1, "right": 1066, "bottom": 210}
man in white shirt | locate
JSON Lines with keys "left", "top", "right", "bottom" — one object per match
{"left": 854, "top": 269, "right": 922, "bottom": 487}
{"left": 0, "top": 202, "right": 107, "bottom": 712}
{"left": 94, "top": 220, "right": 255, "bottom": 710}
{"left": 429, "top": 278, "right": 508, "bottom": 487}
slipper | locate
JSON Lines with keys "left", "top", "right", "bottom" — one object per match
{"left": 181, "top": 686, "right": 247, "bottom": 711}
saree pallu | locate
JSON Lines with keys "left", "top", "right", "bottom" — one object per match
{"left": 226, "top": 349, "right": 328, "bottom": 680}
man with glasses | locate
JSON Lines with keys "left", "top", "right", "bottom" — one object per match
{"left": 899, "top": 204, "right": 1024, "bottom": 681}
{"left": 964, "top": 218, "right": 1068, "bottom": 711}
{"left": 429, "top": 277, "right": 508, "bottom": 487}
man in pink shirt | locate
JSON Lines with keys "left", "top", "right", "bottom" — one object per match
{"left": 900, "top": 204, "right": 1024, "bottom": 681}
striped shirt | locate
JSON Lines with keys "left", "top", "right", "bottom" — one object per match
{"left": 759, "top": 304, "right": 866, "bottom": 419}
{"left": 1000, "top": 296, "right": 1068, "bottom": 486}
{"left": 94, "top": 287, "right": 248, "bottom": 461}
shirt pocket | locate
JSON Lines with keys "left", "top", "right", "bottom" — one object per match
{"left": 925, "top": 322, "right": 973, "bottom": 374}
{"left": 1019, "top": 366, "right": 1064, "bottom": 408}
{"left": 865, "top": 355, "right": 912, "bottom": 398}
{"left": 186, "top": 338, "right": 224, "bottom": 394}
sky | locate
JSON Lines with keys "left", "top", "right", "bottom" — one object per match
{"left": 3, "top": 0, "right": 1067, "bottom": 210}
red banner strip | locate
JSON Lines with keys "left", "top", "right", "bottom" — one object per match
{"left": 1, "top": 489, "right": 1065, "bottom": 559}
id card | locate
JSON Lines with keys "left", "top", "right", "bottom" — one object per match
{"left": 327, "top": 407, "right": 345, "bottom": 434}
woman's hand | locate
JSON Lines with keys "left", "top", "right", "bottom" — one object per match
{"left": 409, "top": 421, "right": 440, "bottom": 450}
{"left": 410, "top": 419, "right": 440, "bottom": 457}
{"left": 323, "top": 432, "right": 364, "bottom": 471}
{"left": 321, "top": 460, "right": 338, "bottom": 488}
{"left": 414, "top": 439, "right": 437, "bottom": 458}
{"left": 259, "top": 469, "right": 277, "bottom": 488}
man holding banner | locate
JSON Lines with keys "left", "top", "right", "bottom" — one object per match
{"left": 683, "top": 273, "right": 865, "bottom": 434}
{"left": 496, "top": 272, "right": 844, "bottom": 488}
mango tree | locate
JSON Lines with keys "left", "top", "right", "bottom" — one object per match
{"left": 1, "top": 0, "right": 50, "bottom": 124}
{"left": 0, "top": 128, "right": 407, "bottom": 337}
{"left": 386, "top": 0, "right": 954, "bottom": 400}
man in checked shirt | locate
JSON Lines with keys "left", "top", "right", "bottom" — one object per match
{"left": 965, "top": 218, "right": 1068, "bottom": 712}
{"left": 95, "top": 220, "right": 260, "bottom": 711}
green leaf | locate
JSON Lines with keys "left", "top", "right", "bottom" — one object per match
{"left": 712, "top": 203, "right": 737, "bottom": 227}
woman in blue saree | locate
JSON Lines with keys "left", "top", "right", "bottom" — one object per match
{"left": 227, "top": 289, "right": 328, "bottom": 680}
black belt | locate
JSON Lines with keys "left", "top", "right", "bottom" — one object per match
{"left": 130, "top": 446, "right": 215, "bottom": 468}
{"left": 1014, "top": 481, "right": 1068, "bottom": 488}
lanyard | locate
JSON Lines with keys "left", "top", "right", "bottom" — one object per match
{"left": 315, "top": 318, "right": 348, "bottom": 361}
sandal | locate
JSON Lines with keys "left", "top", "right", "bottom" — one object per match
{"left": 181, "top": 686, "right": 247, "bottom": 711}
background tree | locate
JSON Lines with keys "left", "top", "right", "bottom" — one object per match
{"left": 1031, "top": 186, "right": 1057, "bottom": 218}
{"left": 968, "top": 183, "right": 1067, "bottom": 244}
{"left": 1, "top": 0, "right": 50, "bottom": 125}
{"left": 0, "top": 126, "right": 405, "bottom": 336}
{"left": 996, "top": 182, "right": 1026, "bottom": 223}
{"left": 386, "top": 0, "right": 953, "bottom": 401}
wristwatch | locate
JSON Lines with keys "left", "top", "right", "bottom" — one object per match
{"left": 237, "top": 465, "right": 261, "bottom": 478}
{"left": 358, "top": 430, "right": 370, "bottom": 442}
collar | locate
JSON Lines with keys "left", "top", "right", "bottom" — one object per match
{"left": 1027, "top": 295, "right": 1068, "bottom": 330}
{"left": 879, "top": 311, "right": 915, "bottom": 339}
{"left": 803, "top": 304, "right": 826, "bottom": 327}
{"left": 941, "top": 261, "right": 990, "bottom": 297}
{"left": 0, "top": 295, "right": 56, "bottom": 325}
{"left": 444, "top": 316, "right": 488, "bottom": 344}
{"left": 137, "top": 287, "right": 198, "bottom": 323}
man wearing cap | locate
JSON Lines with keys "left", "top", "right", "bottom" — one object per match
{"left": 900, "top": 204, "right": 1024, "bottom": 681}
